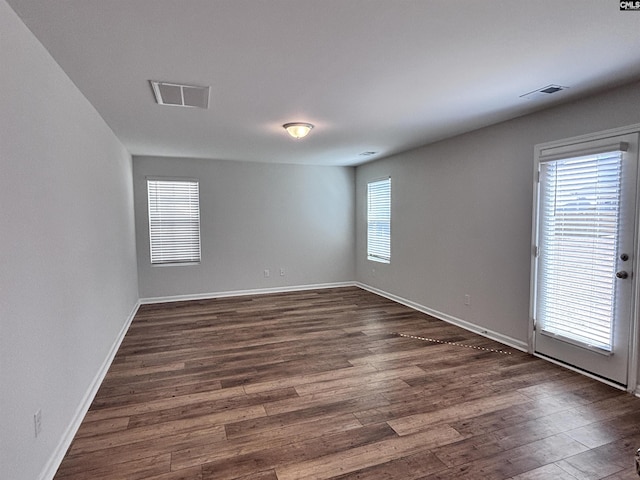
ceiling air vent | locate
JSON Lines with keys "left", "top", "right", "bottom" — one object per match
{"left": 150, "top": 81, "right": 210, "bottom": 109}
{"left": 520, "top": 84, "right": 568, "bottom": 101}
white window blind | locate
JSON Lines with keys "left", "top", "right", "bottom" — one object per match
{"left": 537, "top": 150, "right": 623, "bottom": 351}
{"left": 367, "top": 178, "right": 391, "bottom": 263}
{"left": 147, "top": 179, "right": 201, "bottom": 265}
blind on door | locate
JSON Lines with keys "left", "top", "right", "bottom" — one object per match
{"left": 537, "top": 150, "right": 624, "bottom": 352}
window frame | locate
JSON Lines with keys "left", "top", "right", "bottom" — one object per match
{"left": 147, "top": 177, "right": 201, "bottom": 266}
{"left": 367, "top": 177, "right": 391, "bottom": 263}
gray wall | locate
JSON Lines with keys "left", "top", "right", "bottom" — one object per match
{"left": 4, "top": 0, "right": 640, "bottom": 477}
{"left": 355, "top": 80, "right": 640, "bottom": 347}
{"left": 134, "top": 156, "right": 355, "bottom": 299}
{"left": 0, "top": 2, "right": 140, "bottom": 479}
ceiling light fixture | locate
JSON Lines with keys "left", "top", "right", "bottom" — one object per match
{"left": 283, "top": 122, "right": 314, "bottom": 139}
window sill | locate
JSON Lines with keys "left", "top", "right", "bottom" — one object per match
{"left": 367, "top": 256, "right": 390, "bottom": 264}
{"left": 151, "top": 261, "right": 201, "bottom": 267}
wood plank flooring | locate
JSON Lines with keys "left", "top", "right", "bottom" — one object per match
{"left": 54, "top": 287, "right": 640, "bottom": 479}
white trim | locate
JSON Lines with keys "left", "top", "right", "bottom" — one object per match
{"left": 536, "top": 123, "right": 640, "bottom": 152}
{"left": 538, "top": 141, "right": 629, "bottom": 162}
{"left": 38, "top": 301, "right": 141, "bottom": 480}
{"left": 534, "top": 352, "right": 626, "bottom": 392}
{"left": 355, "top": 282, "right": 528, "bottom": 353}
{"left": 139, "top": 282, "right": 356, "bottom": 304}
{"left": 145, "top": 175, "right": 200, "bottom": 183}
{"left": 628, "top": 130, "right": 640, "bottom": 395}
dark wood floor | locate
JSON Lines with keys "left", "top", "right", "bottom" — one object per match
{"left": 54, "top": 287, "right": 640, "bottom": 479}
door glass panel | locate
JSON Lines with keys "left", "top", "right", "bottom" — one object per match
{"left": 537, "top": 151, "right": 622, "bottom": 352}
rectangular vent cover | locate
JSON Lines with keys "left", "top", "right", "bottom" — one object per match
{"left": 520, "top": 84, "right": 568, "bottom": 101}
{"left": 150, "top": 81, "right": 210, "bottom": 108}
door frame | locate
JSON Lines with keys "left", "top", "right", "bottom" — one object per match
{"left": 529, "top": 123, "right": 640, "bottom": 393}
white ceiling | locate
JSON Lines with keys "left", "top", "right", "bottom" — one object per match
{"left": 7, "top": 0, "right": 640, "bottom": 166}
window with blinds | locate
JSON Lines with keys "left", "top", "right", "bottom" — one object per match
{"left": 537, "top": 150, "right": 623, "bottom": 351}
{"left": 147, "top": 179, "right": 201, "bottom": 265}
{"left": 367, "top": 178, "right": 391, "bottom": 263}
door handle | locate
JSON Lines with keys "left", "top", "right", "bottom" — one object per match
{"left": 616, "top": 271, "right": 629, "bottom": 279}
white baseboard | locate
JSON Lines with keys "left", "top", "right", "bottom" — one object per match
{"left": 355, "top": 282, "right": 528, "bottom": 353}
{"left": 39, "top": 301, "right": 141, "bottom": 480}
{"left": 356, "top": 284, "right": 640, "bottom": 392}
{"left": 40, "top": 281, "right": 532, "bottom": 480}
{"left": 139, "top": 281, "right": 356, "bottom": 304}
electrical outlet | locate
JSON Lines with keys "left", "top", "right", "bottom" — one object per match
{"left": 464, "top": 294, "right": 471, "bottom": 306}
{"left": 34, "top": 409, "right": 42, "bottom": 437}
{"left": 264, "top": 269, "right": 270, "bottom": 278}
{"left": 280, "top": 268, "right": 285, "bottom": 276}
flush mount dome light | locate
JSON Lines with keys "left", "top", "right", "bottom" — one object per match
{"left": 283, "top": 122, "right": 314, "bottom": 139}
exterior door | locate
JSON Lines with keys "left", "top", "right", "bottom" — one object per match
{"left": 532, "top": 133, "right": 638, "bottom": 386}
